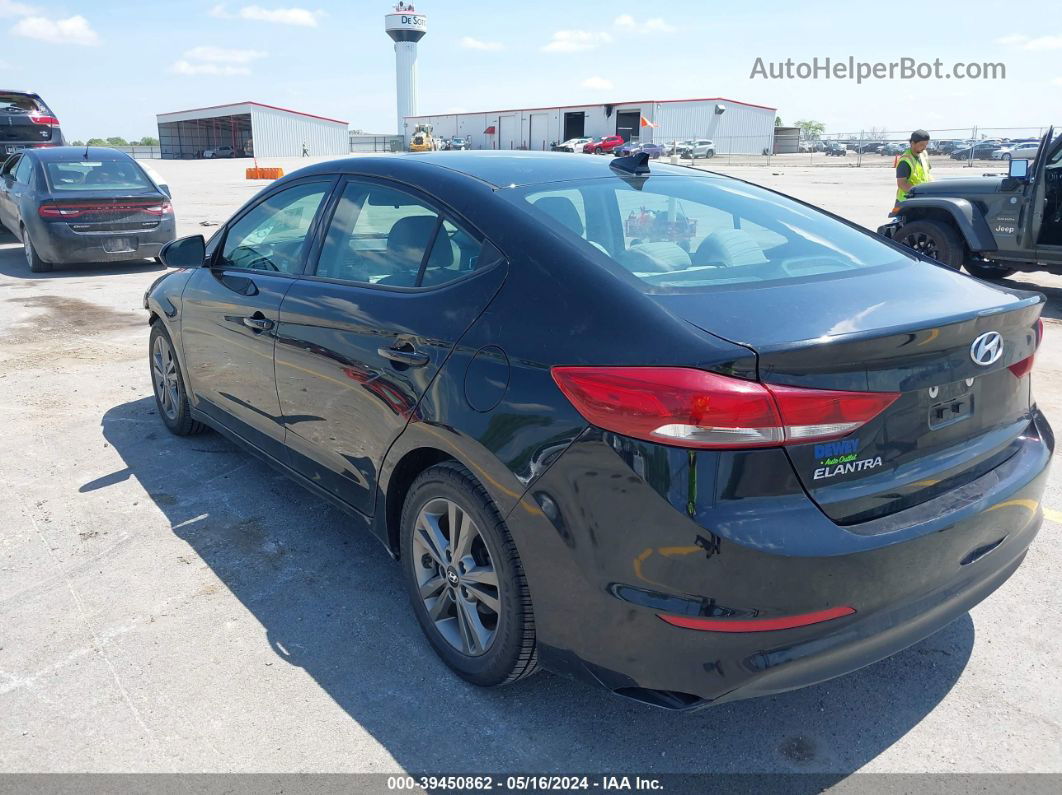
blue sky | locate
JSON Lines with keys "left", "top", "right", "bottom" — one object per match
{"left": 3, "top": 0, "right": 1061, "bottom": 141}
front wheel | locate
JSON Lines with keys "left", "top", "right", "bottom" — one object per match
{"left": 705, "top": 150, "right": 715, "bottom": 159}
{"left": 964, "top": 260, "right": 1016, "bottom": 280}
{"left": 149, "top": 323, "right": 207, "bottom": 435}
{"left": 1002, "top": 153, "right": 1011, "bottom": 161}
{"left": 401, "top": 462, "right": 538, "bottom": 687}
{"left": 895, "top": 219, "right": 966, "bottom": 269}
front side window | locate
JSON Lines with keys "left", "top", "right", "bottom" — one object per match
{"left": 13, "top": 156, "right": 32, "bottom": 185}
{"left": 43, "top": 160, "right": 151, "bottom": 192}
{"left": 315, "top": 180, "right": 486, "bottom": 288}
{"left": 516, "top": 174, "right": 912, "bottom": 291}
{"left": 219, "top": 181, "right": 329, "bottom": 273}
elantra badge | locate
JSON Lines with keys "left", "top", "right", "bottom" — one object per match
{"left": 970, "top": 332, "right": 1003, "bottom": 367}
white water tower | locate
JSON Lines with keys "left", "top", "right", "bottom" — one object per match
{"left": 385, "top": 3, "right": 427, "bottom": 137}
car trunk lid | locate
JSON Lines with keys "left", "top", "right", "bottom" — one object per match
{"left": 0, "top": 93, "right": 56, "bottom": 144}
{"left": 655, "top": 261, "right": 1044, "bottom": 523}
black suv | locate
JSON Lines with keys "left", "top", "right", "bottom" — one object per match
{"left": 878, "top": 127, "right": 1062, "bottom": 279}
{"left": 0, "top": 90, "right": 64, "bottom": 155}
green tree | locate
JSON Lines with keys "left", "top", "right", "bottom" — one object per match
{"left": 137, "top": 136, "right": 159, "bottom": 146}
{"left": 86, "top": 137, "right": 107, "bottom": 146}
{"left": 794, "top": 119, "right": 825, "bottom": 140}
{"left": 106, "top": 136, "right": 129, "bottom": 146}
{"left": 70, "top": 140, "right": 84, "bottom": 146}
{"left": 775, "top": 116, "right": 783, "bottom": 127}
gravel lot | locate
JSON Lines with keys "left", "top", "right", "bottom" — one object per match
{"left": 1, "top": 155, "right": 1059, "bottom": 776}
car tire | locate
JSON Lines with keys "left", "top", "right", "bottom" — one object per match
{"left": 401, "top": 461, "right": 538, "bottom": 687}
{"left": 149, "top": 323, "right": 207, "bottom": 436}
{"left": 21, "top": 225, "right": 51, "bottom": 273}
{"left": 964, "top": 260, "right": 1016, "bottom": 280}
{"left": 895, "top": 219, "right": 966, "bottom": 269}
{"left": 705, "top": 150, "right": 715, "bottom": 159}
{"left": 1002, "top": 153, "right": 1011, "bottom": 161}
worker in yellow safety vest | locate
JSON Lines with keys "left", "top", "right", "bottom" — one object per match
{"left": 895, "top": 129, "right": 932, "bottom": 205}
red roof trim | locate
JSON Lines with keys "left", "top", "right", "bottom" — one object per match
{"left": 408, "top": 96, "right": 776, "bottom": 119}
{"left": 157, "top": 101, "right": 348, "bottom": 125}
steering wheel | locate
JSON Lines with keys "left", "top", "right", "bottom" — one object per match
{"left": 229, "top": 244, "right": 279, "bottom": 271}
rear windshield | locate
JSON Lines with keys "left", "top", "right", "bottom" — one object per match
{"left": 0, "top": 93, "right": 47, "bottom": 114}
{"left": 514, "top": 174, "right": 909, "bottom": 290}
{"left": 44, "top": 160, "right": 152, "bottom": 192}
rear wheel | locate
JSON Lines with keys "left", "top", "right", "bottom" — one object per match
{"left": 401, "top": 462, "right": 538, "bottom": 687}
{"left": 895, "top": 219, "right": 965, "bottom": 269}
{"left": 964, "top": 260, "right": 1016, "bottom": 280}
{"left": 21, "top": 225, "right": 51, "bottom": 273}
{"left": 1002, "top": 153, "right": 1012, "bottom": 161}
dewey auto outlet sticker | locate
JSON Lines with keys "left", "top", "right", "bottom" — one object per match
{"left": 812, "top": 438, "right": 884, "bottom": 481}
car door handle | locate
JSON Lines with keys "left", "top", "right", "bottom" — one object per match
{"left": 378, "top": 345, "right": 429, "bottom": 367}
{"left": 242, "top": 316, "right": 274, "bottom": 331}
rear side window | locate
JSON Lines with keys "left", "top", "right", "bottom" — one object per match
{"left": 517, "top": 175, "right": 909, "bottom": 290}
{"left": 44, "top": 160, "right": 152, "bottom": 192}
{"left": 314, "top": 180, "right": 486, "bottom": 288}
{"left": 13, "top": 156, "right": 32, "bottom": 185}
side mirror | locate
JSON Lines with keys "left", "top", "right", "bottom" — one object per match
{"left": 159, "top": 234, "right": 206, "bottom": 268}
{"left": 1009, "top": 159, "right": 1029, "bottom": 180}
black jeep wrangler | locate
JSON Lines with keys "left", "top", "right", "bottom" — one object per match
{"left": 878, "top": 127, "right": 1062, "bottom": 280}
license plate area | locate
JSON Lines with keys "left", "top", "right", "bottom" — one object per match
{"left": 928, "top": 385, "right": 974, "bottom": 430}
{"left": 103, "top": 237, "right": 137, "bottom": 253}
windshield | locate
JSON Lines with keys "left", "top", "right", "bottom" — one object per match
{"left": 44, "top": 160, "right": 153, "bottom": 192}
{"left": 514, "top": 174, "right": 911, "bottom": 291}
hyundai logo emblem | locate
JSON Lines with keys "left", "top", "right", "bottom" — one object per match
{"left": 970, "top": 331, "right": 1003, "bottom": 366}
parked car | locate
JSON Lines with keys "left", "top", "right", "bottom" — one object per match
{"left": 951, "top": 142, "right": 1002, "bottom": 160}
{"left": 553, "top": 137, "right": 591, "bottom": 153}
{"left": 0, "top": 90, "right": 64, "bottom": 156}
{"left": 616, "top": 142, "right": 664, "bottom": 159}
{"left": 449, "top": 136, "right": 470, "bottom": 151}
{"left": 0, "top": 146, "right": 175, "bottom": 272}
{"left": 880, "top": 126, "right": 1062, "bottom": 279}
{"left": 203, "top": 145, "right": 236, "bottom": 159}
{"left": 882, "top": 142, "right": 907, "bottom": 156}
{"left": 585, "top": 135, "right": 625, "bottom": 155}
{"left": 147, "top": 150, "right": 1050, "bottom": 709}
{"left": 824, "top": 142, "right": 847, "bottom": 156}
{"left": 679, "top": 139, "right": 715, "bottom": 159}
{"left": 993, "top": 142, "right": 1039, "bottom": 161}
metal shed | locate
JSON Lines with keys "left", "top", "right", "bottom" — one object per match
{"left": 156, "top": 101, "right": 349, "bottom": 159}
{"left": 404, "top": 96, "right": 776, "bottom": 155}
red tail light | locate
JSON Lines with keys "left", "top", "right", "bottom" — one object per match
{"left": 28, "top": 113, "right": 60, "bottom": 126}
{"left": 143, "top": 202, "right": 173, "bottom": 216}
{"left": 1008, "top": 317, "right": 1044, "bottom": 378}
{"left": 39, "top": 201, "right": 170, "bottom": 219}
{"left": 550, "top": 367, "right": 899, "bottom": 449}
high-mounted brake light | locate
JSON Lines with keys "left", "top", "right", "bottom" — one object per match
{"left": 550, "top": 367, "right": 899, "bottom": 450}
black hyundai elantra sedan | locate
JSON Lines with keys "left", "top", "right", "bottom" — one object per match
{"left": 145, "top": 151, "right": 1051, "bottom": 709}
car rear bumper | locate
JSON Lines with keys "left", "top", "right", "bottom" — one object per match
{"left": 28, "top": 216, "right": 176, "bottom": 264}
{"left": 504, "top": 409, "right": 1052, "bottom": 709}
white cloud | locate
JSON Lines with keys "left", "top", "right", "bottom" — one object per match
{"left": 0, "top": 0, "right": 36, "bottom": 18}
{"left": 461, "top": 35, "right": 503, "bottom": 51}
{"left": 614, "top": 15, "right": 676, "bottom": 33}
{"left": 11, "top": 15, "right": 98, "bottom": 45}
{"left": 996, "top": 33, "right": 1062, "bottom": 50}
{"left": 211, "top": 4, "right": 323, "bottom": 27}
{"left": 1053, "top": 77, "right": 1062, "bottom": 86}
{"left": 182, "top": 45, "right": 266, "bottom": 64}
{"left": 169, "top": 60, "right": 251, "bottom": 77}
{"left": 581, "top": 75, "right": 614, "bottom": 90}
{"left": 542, "top": 30, "right": 612, "bottom": 53}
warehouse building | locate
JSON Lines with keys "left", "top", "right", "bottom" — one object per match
{"left": 404, "top": 96, "right": 777, "bottom": 154}
{"left": 156, "top": 101, "right": 349, "bottom": 159}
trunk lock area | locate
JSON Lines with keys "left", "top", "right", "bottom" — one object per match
{"left": 928, "top": 379, "right": 975, "bottom": 430}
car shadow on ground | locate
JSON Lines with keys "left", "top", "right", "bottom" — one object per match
{"left": 0, "top": 229, "right": 164, "bottom": 279}
{"left": 89, "top": 396, "right": 976, "bottom": 780}
{"left": 1001, "top": 276, "right": 1062, "bottom": 321}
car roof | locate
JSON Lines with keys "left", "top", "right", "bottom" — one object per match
{"left": 297, "top": 150, "right": 719, "bottom": 188}
{"left": 27, "top": 146, "right": 135, "bottom": 163}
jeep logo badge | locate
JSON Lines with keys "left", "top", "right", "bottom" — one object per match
{"left": 970, "top": 331, "right": 1003, "bottom": 367}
